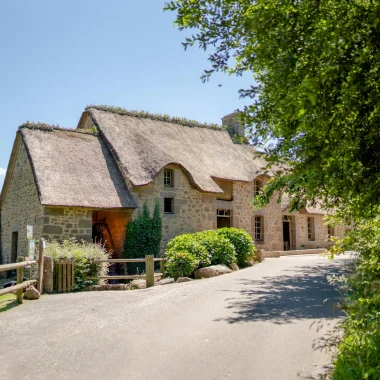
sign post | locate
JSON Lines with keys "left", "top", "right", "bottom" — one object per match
{"left": 27, "top": 225, "right": 35, "bottom": 259}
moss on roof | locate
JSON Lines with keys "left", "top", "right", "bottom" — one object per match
{"left": 19, "top": 122, "right": 97, "bottom": 135}
{"left": 86, "top": 105, "right": 222, "bottom": 130}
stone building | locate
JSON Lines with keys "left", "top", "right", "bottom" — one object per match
{"left": 0, "top": 106, "right": 343, "bottom": 263}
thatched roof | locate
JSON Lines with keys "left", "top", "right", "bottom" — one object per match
{"left": 281, "top": 193, "right": 327, "bottom": 215}
{"left": 20, "top": 125, "right": 136, "bottom": 209}
{"left": 81, "top": 107, "right": 272, "bottom": 193}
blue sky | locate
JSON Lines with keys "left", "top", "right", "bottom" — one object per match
{"left": 0, "top": 0, "right": 252, "bottom": 187}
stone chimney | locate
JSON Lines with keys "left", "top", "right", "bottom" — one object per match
{"left": 221, "top": 112, "right": 245, "bottom": 139}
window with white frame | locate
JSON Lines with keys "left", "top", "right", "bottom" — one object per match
{"left": 254, "top": 216, "right": 264, "bottom": 241}
{"left": 307, "top": 217, "right": 315, "bottom": 241}
{"left": 253, "top": 179, "right": 262, "bottom": 197}
{"left": 164, "top": 169, "right": 173, "bottom": 187}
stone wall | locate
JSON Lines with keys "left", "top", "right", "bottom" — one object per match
{"left": 132, "top": 165, "right": 284, "bottom": 254}
{"left": 250, "top": 176, "right": 284, "bottom": 251}
{"left": 296, "top": 214, "right": 336, "bottom": 249}
{"left": 280, "top": 248, "right": 326, "bottom": 256}
{"left": 1, "top": 141, "right": 44, "bottom": 263}
{"left": 132, "top": 164, "right": 213, "bottom": 252}
{"left": 41, "top": 207, "right": 93, "bottom": 243}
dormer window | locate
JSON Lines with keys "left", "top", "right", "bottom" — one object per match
{"left": 164, "top": 169, "right": 173, "bottom": 187}
{"left": 253, "top": 179, "right": 262, "bottom": 197}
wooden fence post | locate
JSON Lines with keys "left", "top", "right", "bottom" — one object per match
{"left": 57, "top": 260, "right": 62, "bottom": 293}
{"left": 145, "top": 255, "right": 155, "bottom": 288}
{"left": 37, "top": 238, "right": 45, "bottom": 294}
{"left": 160, "top": 260, "right": 165, "bottom": 276}
{"left": 16, "top": 256, "right": 24, "bottom": 304}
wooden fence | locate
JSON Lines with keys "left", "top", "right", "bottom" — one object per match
{"left": 55, "top": 260, "right": 75, "bottom": 293}
{"left": 87, "top": 255, "right": 165, "bottom": 288}
{"left": 0, "top": 238, "right": 46, "bottom": 304}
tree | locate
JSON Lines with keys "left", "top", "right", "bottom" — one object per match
{"left": 124, "top": 201, "right": 163, "bottom": 274}
{"left": 165, "top": 2, "right": 380, "bottom": 375}
{"left": 164, "top": 0, "right": 380, "bottom": 219}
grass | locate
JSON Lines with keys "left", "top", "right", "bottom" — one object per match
{"left": 0, "top": 293, "right": 19, "bottom": 313}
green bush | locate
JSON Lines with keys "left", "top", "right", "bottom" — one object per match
{"left": 166, "top": 233, "right": 211, "bottom": 268}
{"left": 124, "top": 201, "right": 163, "bottom": 274}
{"left": 329, "top": 218, "right": 380, "bottom": 379}
{"left": 216, "top": 228, "right": 256, "bottom": 266}
{"left": 165, "top": 228, "right": 253, "bottom": 277}
{"left": 196, "top": 230, "right": 236, "bottom": 265}
{"left": 165, "top": 251, "right": 199, "bottom": 279}
{"left": 45, "top": 239, "right": 110, "bottom": 292}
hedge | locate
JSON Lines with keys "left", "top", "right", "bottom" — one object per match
{"left": 165, "top": 228, "right": 256, "bottom": 278}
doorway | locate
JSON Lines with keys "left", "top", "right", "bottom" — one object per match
{"left": 11, "top": 231, "right": 18, "bottom": 263}
{"left": 283, "top": 215, "right": 296, "bottom": 251}
{"left": 92, "top": 210, "right": 132, "bottom": 258}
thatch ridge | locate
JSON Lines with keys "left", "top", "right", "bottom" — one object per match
{"left": 19, "top": 122, "right": 97, "bottom": 135}
{"left": 86, "top": 105, "right": 222, "bottom": 130}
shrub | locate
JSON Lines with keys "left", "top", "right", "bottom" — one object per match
{"left": 166, "top": 233, "right": 211, "bottom": 268}
{"left": 165, "top": 251, "right": 199, "bottom": 279}
{"left": 165, "top": 229, "right": 243, "bottom": 277}
{"left": 328, "top": 217, "right": 380, "bottom": 379}
{"left": 124, "top": 201, "right": 163, "bottom": 274}
{"left": 45, "top": 239, "right": 110, "bottom": 292}
{"left": 195, "top": 230, "right": 237, "bottom": 265}
{"left": 216, "top": 228, "right": 256, "bottom": 266}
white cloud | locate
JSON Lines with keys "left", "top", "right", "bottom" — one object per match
{"left": 0, "top": 168, "right": 6, "bottom": 176}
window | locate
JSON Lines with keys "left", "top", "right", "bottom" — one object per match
{"left": 327, "top": 225, "right": 334, "bottom": 239}
{"left": 254, "top": 216, "right": 264, "bottom": 242}
{"left": 253, "top": 179, "right": 262, "bottom": 197}
{"left": 164, "top": 169, "right": 173, "bottom": 187}
{"left": 307, "top": 217, "right": 315, "bottom": 241}
{"left": 217, "top": 209, "right": 232, "bottom": 228}
{"left": 164, "top": 198, "right": 174, "bottom": 214}
{"left": 217, "top": 209, "right": 231, "bottom": 217}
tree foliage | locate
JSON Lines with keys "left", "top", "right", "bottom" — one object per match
{"left": 124, "top": 201, "right": 162, "bottom": 274}
{"left": 164, "top": 1, "right": 380, "bottom": 377}
{"left": 165, "top": 0, "right": 380, "bottom": 218}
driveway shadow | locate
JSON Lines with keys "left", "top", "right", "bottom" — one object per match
{"left": 215, "top": 260, "right": 354, "bottom": 325}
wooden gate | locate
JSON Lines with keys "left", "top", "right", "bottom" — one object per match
{"left": 55, "top": 260, "right": 75, "bottom": 293}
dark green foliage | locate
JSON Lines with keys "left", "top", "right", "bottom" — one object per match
{"left": 71, "top": 259, "right": 101, "bottom": 292}
{"left": 166, "top": 233, "right": 211, "bottom": 268}
{"left": 165, "top": 251, "right": 199, "bottom": 279}
{"left": 216, "top": 228, "right": 256, "bottom": 267}
{"left": 124, "top": 201, "right": 163, "bottom": 275}
{"left": 165, "top": 229, "right": 247, "bottom": 278}
{"left": 330, "top": 218, "right": 380, "bottom": 379}
{"left": 196, "top": 231, "right": 236, "bottom": 265}
{"left": 165, "top": 1, "right": 380, "bottom": 376}
{"left": 164, "top": 0, "right": 380, "bottom": 216}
